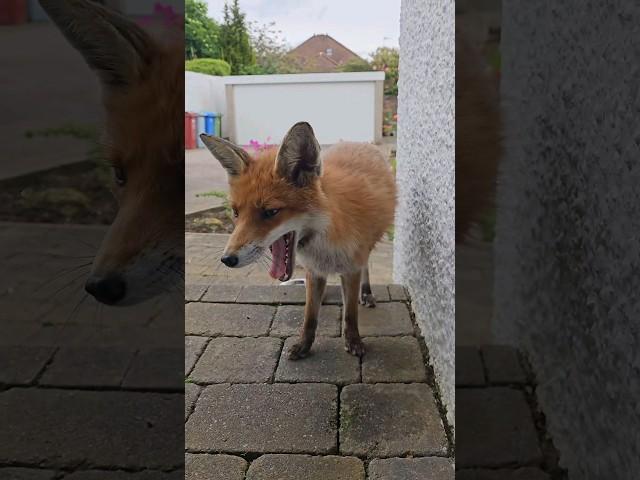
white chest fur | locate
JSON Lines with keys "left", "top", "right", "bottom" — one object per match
{"left": 296, "top": 233, "right": 359, "bottom": 276}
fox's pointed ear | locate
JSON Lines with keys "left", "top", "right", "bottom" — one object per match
{"left": 39, "top": 0, "right": 155, "bottom": 89}
{"left": 200, "top": 135, "right": 250, "bottom": 177}
{"left": 276, "top": 122, "right": 321, "bottom": 187}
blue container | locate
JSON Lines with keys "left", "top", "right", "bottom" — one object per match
{"left": 203, "top": 112, "right": 216, "bottom": 137}
{"left": 195, "top": 114, "right": 206, "bottom": 148}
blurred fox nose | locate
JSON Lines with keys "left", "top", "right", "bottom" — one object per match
{"left": 221, "top": 254, "right": 239, "bottom": 267}
{"left": 85, "top": 274, "right": 126, "bottom": 305}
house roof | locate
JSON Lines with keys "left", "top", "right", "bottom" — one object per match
{"left": 288, "top": 34, "right": 364, "bottom": 72}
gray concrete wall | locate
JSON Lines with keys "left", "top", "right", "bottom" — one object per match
{"left": 494, "top": 1, "right": 640, "bottom": 476}
{"left": 394, "top": 0, "right": 455, "bottom": 427}
{"left": 185, "top": 72, "right": 229, "bottom": 138}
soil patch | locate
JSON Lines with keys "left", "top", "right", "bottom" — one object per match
{"left": 185, "top": 207, "right": 234, "bottom": 234}
{"left": 0, "top": 160, "right": 116, "bottom": 224}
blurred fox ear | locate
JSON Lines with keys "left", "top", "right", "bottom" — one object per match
{"left": 276, "top": 122, "right": 321, "bottom": 187}
{"left": 200, "top": 135, "right": 251, "bottom": 177}
{"left": 39, "top": 0, "right": 156, "bottom": 89}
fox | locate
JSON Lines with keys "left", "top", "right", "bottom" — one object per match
{"left": 40, "top": 0, "right": 184, "bottom": 306}
{"left": 201, "top": 123, "right": 396, "bottom": 358}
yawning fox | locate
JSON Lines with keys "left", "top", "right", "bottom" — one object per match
{"left": 201, "top": 123, "right": 396, "bottom": 358}
{"left": 40, "top": 0, "right": 184, "bottom": 306}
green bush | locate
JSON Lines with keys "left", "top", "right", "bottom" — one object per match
{"left": 185, "top": 58, "right": 231, "bottom": 76}
{"left": 339, "top": 59, "right": 372, "bottom": 72}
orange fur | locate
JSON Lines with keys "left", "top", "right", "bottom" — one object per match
{"left": 96, "top": 41, "right": 184, "bottom": 273}
{"left": 42, "top": 0, "right": 184, "bottom": 304}
{"left": 227, "top": 142, "right": 395, "bottom": 270}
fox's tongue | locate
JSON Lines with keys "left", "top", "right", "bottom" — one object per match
{"left": 269, "top": 236, "right": 287, "bottom": 280}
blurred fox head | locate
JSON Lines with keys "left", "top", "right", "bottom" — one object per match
{"left": 201, "top": 122, "right": 328, "bottom": 282}
{"left": 41, "top": 0, "right": 184, "bottom": 305}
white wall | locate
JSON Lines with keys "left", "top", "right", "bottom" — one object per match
{"left": 224, "top": 72, "right": 384, "bottom": 145}
{"left": 394, "top": 0, "right": 455, "bottom": 428}
{"left": 185, "top": 72, "right": 228, "bottom": 138}
{"left": 495, "top": 1, "right": 640, "bottom": 476}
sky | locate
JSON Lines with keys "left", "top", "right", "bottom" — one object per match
{"left": 204, "top": 0, "right": 400, "bottom": 59}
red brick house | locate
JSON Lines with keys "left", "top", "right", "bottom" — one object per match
{"left": 288, "top": 34, "right": 364, "bottom": 72}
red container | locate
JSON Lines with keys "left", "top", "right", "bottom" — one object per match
{"left": 0, "top": 0, "right": 27, "bottom": 25}
{"left": 184, "top": 112, "right": 197, "bottom": 149}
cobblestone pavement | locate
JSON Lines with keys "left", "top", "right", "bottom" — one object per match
{"left": 456, "top": 346, "right": 565, "bottom": 479}
{"left": 1, "top": 223, "right": 184, "bottom": 479}
{"left": 185, "top": 283, "right": 455, "bottom": 479}
{"left": 186, "top": 233, "right": 394, "bottom": 286}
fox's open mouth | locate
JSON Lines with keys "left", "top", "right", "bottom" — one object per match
{"left": 269, "top": 231, "right": 296, "bottom": 282}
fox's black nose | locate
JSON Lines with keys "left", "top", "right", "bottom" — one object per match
{"left": 221, "top": 254, "right": 239, "bottom": 267}
{"left": 85, "top": 274, "right": 126, "bottom": 305}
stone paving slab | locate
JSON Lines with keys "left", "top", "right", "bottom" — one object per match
{"left": 456, "top": 467, "right": 551, "bottom": 480}
{"left": 201, "top": 285, "right": 243, "bottom": 303}
{"left": 319, "top": 285, "right": 391, "bottom": 305}
{"left": 355, "top": 303, "right": 414, "bottom": 336}
{"left": 237, "top": 285, "right": 307, "bottom": 304}
{"left": 0, "top": 389, "right": 183, "bottom": 470}
{"left": 481, "top": 346, "right": 527, "bottom": 384}
{"left": 62, "top": 471, "right": 183, "bottom": 479}
{"left": 456, "top": 387, "right": 542, "bottom": 468}
{"left": 246, "top": 454, "right": 365, "bottom": 480}
{"left": 185, "top": 284, "right": 208, "bottom": 302}
{"left": 121, "top": 349, "right": 184, "bottom": 390}
{"left": 361, "top": 336, "right": 427, "bottom": 383}
{"left": 388, "top": 284, "right": 409, "bottom": 301}
{"left": 275, "top": 337, "right": 360, "bottom": 385}
{"left": 340, "top": 384, "right": 447, "bottom": 457}
{"left": 0, "top": 346, "right": 55, "bottom": 385}
{"left": 456, "top": 346, "right": 486, "bottom": 386}
{"left": 190, "top": 337, "right": 282, "bottom": 383}
{"left": 0, "top": 468, "right": 57, "bottom": 480}
{"left": 369, "top": 457, "right": 454, "bottom": 480}
{"left": 185, "top": 453, "right": 247, "bottom": 480}
{"left": 270, "top": 305, "right": 341, "bottom": 337}
{"left": 186, "top": 383, "right": 337, "bottom": 454}
{"left": 370, "top": 284, "right": 391, "bottom": 302}
{"left": 323, "top": 285, "right": 343, "bottom": 304}
{"left": 185, "top": 336, "right": 208, "bottom": 376}
{"left": 186, "top": 303, "right": 275, "bottom": 337}
{"left": 185, "top": 383, "right": 201, "bottom": 421}
{"left": 39, "top": 347, "right": 134, "bottom": 388}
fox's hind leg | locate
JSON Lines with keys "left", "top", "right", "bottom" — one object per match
{"left": 288, "top": 271, "right": 326, "bottom": 360}
{"left": 342, "top": 270, "right": 366, "bottom": 356}
{"left": 359, "top": 265, "right": 376, "bottom": 308}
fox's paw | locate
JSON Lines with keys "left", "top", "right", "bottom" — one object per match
{"left": 360, "top": 292, "right": 376, "bottom": 308}
{"left": 345, "top": 336, "right": 365, "bottom": 357}
{"left": 288, "top": 340, "right": 312, "bottom": 360}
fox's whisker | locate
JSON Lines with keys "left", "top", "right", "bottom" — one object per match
{"left": 42, "top": 267, "right": 91, "bottom": 302}
{"left": 65, "top": 291, "right": 89, "bottom": 324}
{"left": 36, "top": 262, "right": 93, "bottom": 293}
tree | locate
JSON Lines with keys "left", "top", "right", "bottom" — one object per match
{"left": 185, "top": 0, "right": 221, "bottom": 60}
{"left": 339, "top": 58, "right": 372, "bottom": 72}
{"left": 219, "top": 0, "right": 255, "bottom": 74}
{"left": 242, "top": 21, "right": 301, "bottom": 75}
{"left": 370, "top": 47, "right": 399, "bottom": 95}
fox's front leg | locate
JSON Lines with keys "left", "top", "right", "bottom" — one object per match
{"left": 342, "top": 270, "right": 365, "bottom": 357}
{"left": 288, "top": 271, "right": 326, "bottom": 360}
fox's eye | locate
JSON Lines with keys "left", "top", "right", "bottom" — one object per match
{"left": 261, "top": 208, "right": 280, "bottom": 219}
{"left": 232, "top": 208, "right": 239, "bottom": 218}
{"left": 113, "top": 166, "right": 127, "bottom": 186}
